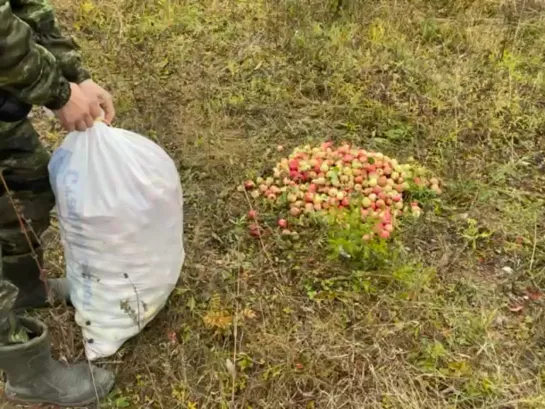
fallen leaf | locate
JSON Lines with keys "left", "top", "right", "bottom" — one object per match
{"left": 241, "top": 308, "right": 257, "bottom": 319}
{"left": 508, "top": 303, "right": 524, "bottom": 313}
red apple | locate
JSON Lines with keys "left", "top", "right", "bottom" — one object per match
{"left": 321, "top": 141, "right": 333, "bottom": 150}
{"left": 249, "top": 223, "right": 261, "bottom": 237}
{"left": 289, "top": 159, "right": 299, "bottom": 170}
{"left": 382, "top": 211, "right": 392, "bottom": 224}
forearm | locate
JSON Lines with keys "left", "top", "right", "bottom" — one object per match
{"left": 11, "top": 0, "right": 90, "bottom": 84}
{"left": 0, "top": 0, "right": 70, "bottom": 109}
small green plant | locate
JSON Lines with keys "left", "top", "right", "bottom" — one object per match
{"left": 326, "top": 205, "right": 394, "bottom": 269}
{"left": 460, "top": 218, "right": 492, "bottom": 250}
{"left": 105, "top": 389, "right": 131, "bottom": 408}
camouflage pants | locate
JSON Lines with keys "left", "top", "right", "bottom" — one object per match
{"left": 0, "top": 118, "right": 54, "bottom": 344}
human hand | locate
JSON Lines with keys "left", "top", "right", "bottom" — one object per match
{"left": 78, "top": 79, "right": 115, "bottom": 124}
{"left": 54, "top": 83, "right": 101, "bottom": 132}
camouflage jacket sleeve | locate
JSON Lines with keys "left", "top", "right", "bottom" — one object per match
{"left": 10, "top": 0, "right": 91, "bottom": 84}
{"left": 0, "top": 0, "right": 71, "bottom": 109}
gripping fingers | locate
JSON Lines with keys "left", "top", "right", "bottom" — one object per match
{"left": 101, "top": 96, "right": 115, "bottom": 124}
{"left": 65, "top": 120, "right": 76, "bottom": 132}
{"left": 75, "top": 120, "right": 88, "bottom": 132}
{"left": 84, "top": 114, "right": 94, "bottom": 129}
{"left": 89, "top": 100, "right": 102, "bottom": 121}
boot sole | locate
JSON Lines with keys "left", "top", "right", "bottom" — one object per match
{"left": 5, "top": 380, "right": 114, "bottom": 407}
{"left": 6, "top": 394, "right": 99, "bottom": 407}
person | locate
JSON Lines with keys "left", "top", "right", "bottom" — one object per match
{"left": 0, "top": 0, "right": 116, "bottom": 405}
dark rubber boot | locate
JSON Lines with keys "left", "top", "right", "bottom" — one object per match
{"left": 2, "top": 248, "right": 70, "bottom": 309}
{"left": 0, "top": 317, "right": 114, "bottom": 407}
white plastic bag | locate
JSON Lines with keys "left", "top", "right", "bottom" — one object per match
{"left": 48, "top": 122, "right": 184, "bottom": 360}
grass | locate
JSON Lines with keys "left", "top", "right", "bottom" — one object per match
{"left": 10, "top": 0, "right": 545, "bottom": 408}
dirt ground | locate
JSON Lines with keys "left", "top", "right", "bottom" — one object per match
{"left": 7, "top": 0, "right": 545, "bottom": 408}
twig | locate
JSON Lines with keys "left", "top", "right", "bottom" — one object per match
{"left": 529, "top": 213, "right": 538, "bottom": 272}
{"left": 145, "top": 363, "right": 165, "bottom": 409}
{"left": 231, "top": 265, "right": 241, "bottom": 408}
{"left": 241, "top": 188, "right": 273, "bottom": 263}
{"left": 123, "top": 273, "right": 143, "bottom": 331}
{"left": 529, "top": 213, "right": 539, "bottom": 286}
{"left": 87, "top": 359, "right": 101, "bottom": 408}
{"left": 0, "top": 171, "right": 50, "bottom": 298}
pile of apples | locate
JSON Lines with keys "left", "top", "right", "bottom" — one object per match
{"left": 240, "top": 142, "right": 442, "bottom": 241}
